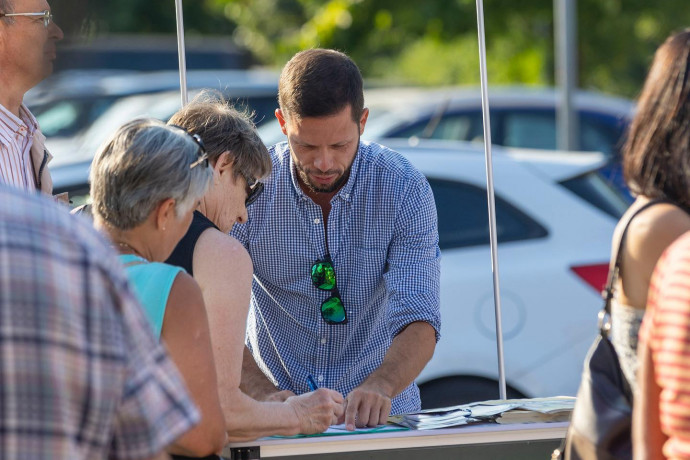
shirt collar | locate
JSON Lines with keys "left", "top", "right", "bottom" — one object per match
{"left": 0, "top": 103, "right": 38, "bottom": 140}
{"left": 287, "top": 141, "right": 363, "bottom": 203}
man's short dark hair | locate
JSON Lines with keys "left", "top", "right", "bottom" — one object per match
{"left": 278, "top": 48, "right": 364, "bottom": 123}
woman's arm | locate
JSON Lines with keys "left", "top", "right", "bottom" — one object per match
{"left": 162, "top": 272, "right": 227, "bottom": 457}
{"left": 194, "top": 230, "right": 344, "bottom": 441}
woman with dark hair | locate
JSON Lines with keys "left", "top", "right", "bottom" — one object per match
{"left": 609, "top": 29, "right": 690, "bottom": 457}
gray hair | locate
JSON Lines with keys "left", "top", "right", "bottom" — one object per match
{"left": 90, "top": 118, "right": 212, "bottom": 230}
{"left": 168, "top": 90, "right": 272, "bottom": 182}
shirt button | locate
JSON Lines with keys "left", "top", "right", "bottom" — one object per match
{"left": 321, "top": 338, "right": 327, "bottom": 344}
{"left": 318, "top": 375, "right": 324, "bottom": 382}
{"left": 314, "top": 218, "right": 320, "bottom": 224}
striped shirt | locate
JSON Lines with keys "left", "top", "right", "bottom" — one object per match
{"left": 0, "top": 185, "right": 200, "bottom": 459}
{"left": 641, "top": 231, "right": 690, "bottom": 459}
{"left": 231, "top": 140, "right": 441, "bottom": 414}
{"left": 0, "top": 103, "right": 38, "bottom": 191}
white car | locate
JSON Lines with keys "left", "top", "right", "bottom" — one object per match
{"left": 386, "top": 139, "right": 626, "bottom": 408}
{"left": 51, "top": 139, "right": 627, "bottom": 408}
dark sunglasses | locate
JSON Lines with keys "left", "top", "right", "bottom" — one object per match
{"left": 245, "top": 176, "right": 264, "bottom": 206}
{"left": 169, "top": 124, "right": 209, "bottom": 169}
{"left": 311, "top": 256, "right": 347, "bottom": 324}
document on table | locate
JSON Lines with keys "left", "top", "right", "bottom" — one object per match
{"left": 271, "top": 424, "right": 409, "bottom": 438}
{"left": 388, "top": 396, "right": 576, "bottom": 429}
{"left": 324, "top": 424, "right": 408, "bottom": 434}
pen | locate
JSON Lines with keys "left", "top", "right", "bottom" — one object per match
{"left": 307, "top": 374, "right": 319, "bottom": 392}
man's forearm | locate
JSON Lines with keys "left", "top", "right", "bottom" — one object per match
{"left": 363, "top": 321, "right": 436, "bottom": 397}
{"left": 240, "top": 345, "right": 283, "bottom": 399}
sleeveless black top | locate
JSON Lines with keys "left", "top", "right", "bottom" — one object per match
{"left": 166, "top": 210, "right": 219, "bottom": 276}
{"left": 166, "top": 212, "right": 222, "bottom": 460}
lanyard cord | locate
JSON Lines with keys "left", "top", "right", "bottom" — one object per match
{"left": 251, "top": 274, "right": 302, "bottom": 382}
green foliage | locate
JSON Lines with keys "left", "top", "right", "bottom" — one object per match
{"left": 58, "top": 0, "right": 690, "bottom": 98}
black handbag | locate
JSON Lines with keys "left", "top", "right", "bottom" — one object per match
{"left": 555, "top": 199, "right": 667, "bottom": 460}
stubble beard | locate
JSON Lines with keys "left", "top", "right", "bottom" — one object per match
{"left": 296, "top": 164, "right": 351, "bottom": 193}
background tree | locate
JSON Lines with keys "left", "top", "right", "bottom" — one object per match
{"left": 53, "top": 0, "right": 690, "bottom": 98}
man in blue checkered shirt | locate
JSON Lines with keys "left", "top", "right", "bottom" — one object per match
{"left": 231, "top": 49, "right": 441, "bottom": 429}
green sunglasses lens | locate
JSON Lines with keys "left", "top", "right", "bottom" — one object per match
{"left": 321, "top": 295, "right": 346, "bottom": 324}
{"left": 311, "top": 261, "right": 336, "bottom": 290}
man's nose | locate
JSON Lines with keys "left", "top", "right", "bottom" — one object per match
{"left": 50, "top": 20, "right": 64, "bottom": 40}
{"left": 313, "top": 149, "right": 334, "bottom": 172}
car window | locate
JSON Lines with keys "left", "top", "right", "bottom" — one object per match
{"left": 580, "top": 112, "right": 627, "bottom": 156}
{"left": 32, "top": 97, "right": 115, "bottom": 138}
{"left": 500, "top": 109, "right": 626, "bottom": 157}
{"left": 428, "top": 178, "right": 547, "bottom": 249}
{"left": 502, "top": 111, "right": 557, "bottom": 150}
{"left": 389, "top": 112, "right": 485, "bottom": 142}
{"left": 558, "top": 170, "right": 629, "bottom": 219}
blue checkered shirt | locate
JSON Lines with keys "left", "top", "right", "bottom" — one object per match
{"left": 0, "top": 185, "right": 199, "bottom": 459}
{"left": 231, "top": 140, "right": 441, "bottom": 414}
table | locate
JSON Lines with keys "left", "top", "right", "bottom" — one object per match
{"left": 224, "top": 421, "right": 568, "bottom": 459}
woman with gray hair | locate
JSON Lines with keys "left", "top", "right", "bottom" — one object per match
{"left": 90, "top": 118, "right": 227, "bottom": 458}
{"left": 165, "top": 94, "right": 345, "bottom": 442}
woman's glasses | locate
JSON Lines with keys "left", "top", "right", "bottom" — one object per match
{"left": 311, "top": 256, "right": 347, "bottom": 324}
{"left": 245, "top": 176, "right": 264, "bottom": 206}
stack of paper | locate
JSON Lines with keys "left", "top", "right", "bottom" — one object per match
{"left": 389, "top": 396, "right": 575, "bottom": 430}
{"left": 389, "top": 406, "right": 475, "bottom": 430}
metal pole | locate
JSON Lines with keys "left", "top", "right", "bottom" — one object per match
{"left": 555, "top": 0, "right": 578, "bottom": 151}
{"left": 174, "top": 0, "right": 188, "bottom": 107}
{"left": 475, "top": 0, "right": 507, "bottom": 400}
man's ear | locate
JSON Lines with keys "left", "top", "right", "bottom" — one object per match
{"left": 359, "top": 107, "right": 370, "bottom": 136}
{"left": 155, "top": 198, "right": 177, "bottom": 230}
{"left": 276, "top": 109, "right": 288, "bottom": 135}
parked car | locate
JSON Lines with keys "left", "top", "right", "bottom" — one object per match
{"left": 26, "top": 68, "right": 278, "bottom": 142}
{"left": 260, "top": 86, "right": 634, "bottom": 195}
{"left": 53, "top": 138, "right": 628, "bottom": 408}
{"left": 34, "top": 69, "right": 279, "bottom": 166}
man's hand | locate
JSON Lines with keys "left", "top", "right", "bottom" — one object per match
{"left": 285, "top": 388, "right": 345, "bottom": 434}
{"left": 260, "top": 389, "right": 297, "bottom": 403}
{"left": 343, "top": 381, "right": 392, "bottom": 430}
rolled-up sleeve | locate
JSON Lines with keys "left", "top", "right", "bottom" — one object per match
{"left": 384, "top": 176, "right": 441, "bottom": 340}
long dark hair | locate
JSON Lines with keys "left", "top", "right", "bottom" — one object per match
{"left": 623, "top": 29, "right": 690, "bottom": 209}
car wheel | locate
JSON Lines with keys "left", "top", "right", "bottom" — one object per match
{"left": 419, "top": 375, "right": 528, "bottom": 409}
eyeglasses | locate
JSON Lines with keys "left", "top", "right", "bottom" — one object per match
{"left": 245, "top": 177, "right": 264, "bottom": 206}
{"left": 187, "top": 132, "right": 209, "bottom": 169}
{"left": 0, "top": 10, "right": 53, "bottom": 28}
{"left": 311, "top": 256, "right": 347, "bottom": 324}
{"left": 168, "top": 124, "right": 209, "bottom": 169}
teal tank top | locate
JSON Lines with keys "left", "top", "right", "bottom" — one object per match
{"left": 119, "top": 254, "right": 185, "bottom": 339}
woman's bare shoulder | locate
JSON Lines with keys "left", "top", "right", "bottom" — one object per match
{"left": 192, "top": 228, "right": 252, "bottom": 282}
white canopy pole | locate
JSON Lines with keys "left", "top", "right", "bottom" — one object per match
{"left": 174, "top": 0, "right": 188, "bottom": 107}
{"left": 475, "top": 0, "right": 507, "bottom": 400}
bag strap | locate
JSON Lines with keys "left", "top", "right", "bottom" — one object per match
{"left": 601, "top": 199, "right": 670, "bottom": 325}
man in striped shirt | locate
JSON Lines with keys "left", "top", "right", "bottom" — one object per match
{"left": 635, "top": 231, "right": 690, "bottom": 459}
{"left": 0, "top": 0, "right": 63, "bottom": 194}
